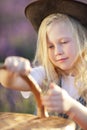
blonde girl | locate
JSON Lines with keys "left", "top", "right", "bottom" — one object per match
{"left": 1, "top": 0, "right": 87, "bottom": 129}
{"left": 3, "top": 13, "right": 87, "bottom": 130}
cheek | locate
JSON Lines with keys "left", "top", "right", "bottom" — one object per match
{"left": 66, "top": 44, "right": 78, "bottom": 59}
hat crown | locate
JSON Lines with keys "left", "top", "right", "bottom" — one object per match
{"left": 25, "top": 0, "right": 87, "bottom": 32}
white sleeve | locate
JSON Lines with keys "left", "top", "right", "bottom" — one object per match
{"left": 30, "top": 66, "right": 45, "bottom": 85}
{"left": 21, "top": 66, "right": 45, "bottom": 98}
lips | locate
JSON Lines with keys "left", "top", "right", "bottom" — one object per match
{"left": 56, "top": 57, "right": 68, "bottom": 62}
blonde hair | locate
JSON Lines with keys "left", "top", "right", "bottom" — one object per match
{"left": 34, "top": 13, "right": 87, "bottom": 99}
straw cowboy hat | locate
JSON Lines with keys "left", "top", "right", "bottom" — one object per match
{"left": 25, "top": 0, "right": 87, "bottom": 32}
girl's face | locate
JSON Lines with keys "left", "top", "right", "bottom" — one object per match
{"left": 47, "top": 21, "right": 79, "bottom": 73}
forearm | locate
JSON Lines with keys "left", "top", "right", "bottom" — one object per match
{"left": 0, "top": 71, "right": 30, "bottom": 91}
{"left": 67, "top": 99, "right": 87, "bottom": 130}
{"left": 10, "top": 74, "right": 31, "bottom": 91}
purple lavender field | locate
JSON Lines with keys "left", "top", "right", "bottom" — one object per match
{"left": 0, "top": 0, "right": 37, "bottom": 62}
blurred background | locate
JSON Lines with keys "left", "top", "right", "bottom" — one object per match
{"left": 0, "top": 0, "right": 37, "bottom": 114}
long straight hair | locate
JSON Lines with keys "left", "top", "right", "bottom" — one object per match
{"left": 34, "top": 13, "right": 87, "bottom": 100}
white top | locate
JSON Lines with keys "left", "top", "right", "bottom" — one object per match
{"left": 21, "top": 66, "right": 79, "bottom": 99}
{"left": 62, "top": 76, "right": 79, "bottom": 99}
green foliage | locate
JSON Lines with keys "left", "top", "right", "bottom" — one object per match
{"left": 0, "top": 85, "right": 36, "bottom": 114}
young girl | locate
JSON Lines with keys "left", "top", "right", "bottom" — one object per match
{"left": 2, "top": 0, "right": 87, "bottom": 129}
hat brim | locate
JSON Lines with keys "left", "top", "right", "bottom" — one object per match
{"left": 25, "top": 0, "right": 87, "bottom": 32}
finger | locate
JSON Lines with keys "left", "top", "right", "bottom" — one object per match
{"left": 5, "top": 57, "right": 20, "bottom": 71}
{"left": 4, "top": 56, "right": 31, "bottom": 74}
{"left": 43, "top": 100, "right": 62, "bottom": 113}
{"left": 46, "top": 84, "right": 61, "bottom": 97}
{"left": 46, "top": 106, "right": 62, "bottom": 113}
{"left": 17, "top": 61, "right": 30, "bottom": 75}
{"left": 49, "top": 82, "right": 62, "bottom": 94}
{"left": 4, "top": 57, "right": 14, "bottom": 70}
{"left": 17, "top": 58, "right": 31, "bottom": 74}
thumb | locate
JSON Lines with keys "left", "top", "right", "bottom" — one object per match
{"left": 49, "top": 82, "right": 61, "bottom": 91}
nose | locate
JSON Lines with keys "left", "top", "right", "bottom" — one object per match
{"left": 55, "top": 44, "right": 63, "bottom": 55}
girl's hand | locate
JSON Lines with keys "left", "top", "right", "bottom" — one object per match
{"left": 41, "top": 83, "right": 74, "bottom": 114}
{"left": 4, "top": 56, "right": 31, "bottom": 75}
